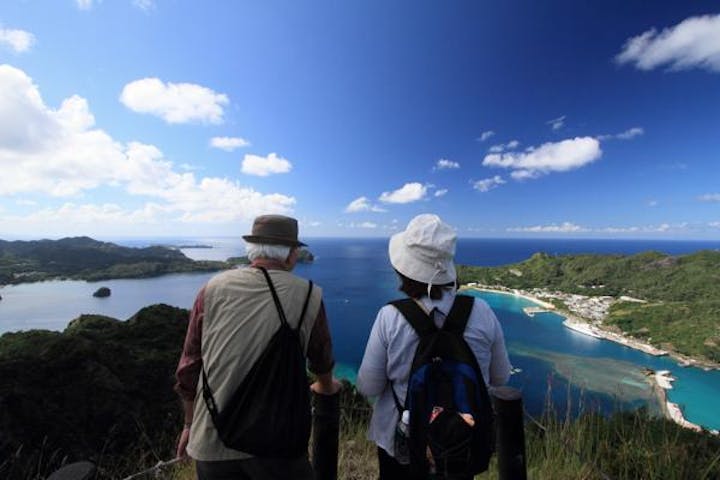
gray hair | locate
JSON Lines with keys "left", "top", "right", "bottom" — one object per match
{"left": 245, "top": 242, "right": 292, "bottom": 262}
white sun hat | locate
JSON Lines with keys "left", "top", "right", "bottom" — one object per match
{"left": 389, "top": 214, "right": 457, "bottom": 290}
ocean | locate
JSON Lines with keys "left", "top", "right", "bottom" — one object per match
{"left": 1, "top": 237, "right": 719, "bottom": 430}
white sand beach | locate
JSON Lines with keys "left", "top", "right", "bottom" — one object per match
{"left": 461, "top": 284, "right": 669, "bottom": 357}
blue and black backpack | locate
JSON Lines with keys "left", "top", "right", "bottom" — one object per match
{"left": 390, "top": 294, "right": 494, "bottom": 478}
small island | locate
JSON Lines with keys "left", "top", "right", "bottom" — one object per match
{"left": 92, "top": 287, "right": 111, "bottom": 298}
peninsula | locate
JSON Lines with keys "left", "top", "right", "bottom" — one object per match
{"left": 0, "top": 237, "right": 231, "bottom": 285}
{"left": 459, "top": 250, "right": 720, "bottom": 435}
{"left": 458, "top": 250, "right": 720, "bottom": 368}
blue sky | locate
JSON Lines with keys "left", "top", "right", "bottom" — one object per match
{"left": 0, "top": 0, "right": 718, "bottom": 239}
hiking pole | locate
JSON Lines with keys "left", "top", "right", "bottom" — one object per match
{"left": 311, "top": 390, "right": 340, "bottom": 480}
{"left": 121, "top": 457, "right": 184, "bottom": 480}
{"left": 492, "top": 386, "right": 527, "bottom": 480}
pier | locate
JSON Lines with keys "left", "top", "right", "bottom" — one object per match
{"left": 523, "top": 306, "right": 551, "bottom": 317}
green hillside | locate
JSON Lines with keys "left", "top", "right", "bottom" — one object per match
{"left": 457, "top": 250, "right": 720, "bottom": 363}
{"left": 0, "top": 236, "right": 230, "bottom": 284}
{"left": 2, "top": 304, "right": 718, "bottom": 479}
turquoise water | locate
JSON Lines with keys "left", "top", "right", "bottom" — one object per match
{"left": 473, "top": 290, "right": 720, "bottom": 431}
{"left": 1, "top": 237, "right": 718, "bottom": 430}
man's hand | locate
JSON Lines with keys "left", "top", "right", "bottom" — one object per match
{"left": 311, "top": 373, "right": 342, "bottom": 396}
{"left": 176, "top": 426, "right": 191, "bottom": 460}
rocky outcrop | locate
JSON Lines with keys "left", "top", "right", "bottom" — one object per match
{"left": 298, "top": 248, "right": 314, "bottom": 263}
{"left": 92, "top": 287, "right": 111, "bottom": 298}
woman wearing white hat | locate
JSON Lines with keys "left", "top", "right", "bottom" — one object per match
{"left": 357, "top": 214, "right": 511, "bottom": 479}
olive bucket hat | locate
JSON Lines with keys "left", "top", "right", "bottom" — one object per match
{"left": 242, "top": 215, "right": 307, "bottom": 247}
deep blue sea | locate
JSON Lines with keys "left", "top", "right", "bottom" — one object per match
{"left": 1, "top": 237, "right": 719, "bottom": 430}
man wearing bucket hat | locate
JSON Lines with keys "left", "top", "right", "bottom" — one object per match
{"left": 358, "top": 214, "right": 511, "bottom": 479}
{"left": 174, "top": 214, "right": 340, "bottom": 479}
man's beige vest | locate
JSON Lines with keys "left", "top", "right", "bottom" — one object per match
{"left": 187, "top": 266, "right": 322, "bottom": 461}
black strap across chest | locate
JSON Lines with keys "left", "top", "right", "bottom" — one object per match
{"left": 202, "top": 267, "right": 313, "bottom": 398}
{"left": 389, "top": 294, "right": 474, "bottom": 338}
{"left": 257, "top": 266, "right": 313, "bottom": 332}
{"left": 387, "top": 294, "right": 475, "bottom": 412}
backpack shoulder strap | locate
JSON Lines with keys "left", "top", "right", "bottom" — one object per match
{"left": 442, "top": 294, "right": 475, "bottom": 335}
{"left": 257, "top": 266, "right": 289, "bottom": 327}
{"left": 388, "top": 298, "right": 437, "bottom": 338}
{"left": 296, "top": 280, "right": 314, "bottom": 331}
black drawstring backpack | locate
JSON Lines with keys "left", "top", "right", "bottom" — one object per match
{"left": 201, "top": 267, "right": 314, "bottom": 458}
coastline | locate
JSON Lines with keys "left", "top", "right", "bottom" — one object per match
{"left": 463, "top": 284, "right": 666, "bottom": 356}
{"left": 461, "top": 283, "right": 719, "bottom": 434}
{"left": 646, "top": 370, "right": 718, "bottom": 435}
{"left": 461, "top": 283, "right": 720, "bottom": 370}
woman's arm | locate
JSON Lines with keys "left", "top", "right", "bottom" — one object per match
{"left": 488, "top": 313, "right": 512, "bottom": 386}
{"left": 357, "top": 308, "right": 390, "bottom": 397}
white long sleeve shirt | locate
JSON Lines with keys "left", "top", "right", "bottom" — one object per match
{"left": 357, "top": 290, "right": 511, "bottom": 457}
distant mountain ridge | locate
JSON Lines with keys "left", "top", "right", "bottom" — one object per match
{"left": 0, "top": 236, "right": 230, "bottom": 285}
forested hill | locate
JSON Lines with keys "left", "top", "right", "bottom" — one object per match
{"left": 458, "top": 250, "right": 720, "bottom": 301}
{"left": 458, "top": 250, "right": 720, "bottom": 363}
{"left": 0, "top": 236, "right": 229, "bottom": 284}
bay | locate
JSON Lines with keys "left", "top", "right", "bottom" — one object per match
{"left": 1, "top": 237, "right": 719, "bottom": 430}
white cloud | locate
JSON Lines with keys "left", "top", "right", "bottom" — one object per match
{"left": 709, "top": 222, "right": 720, "bottom": 229}
{"left": 345, "top": 197, "right": 367, "bottom": 212}
{"left": 241, "top": 153, "right": 292, "bottom": 176}
{"left": 435, "top": 159, "right": 460, "bottom": 170}
{"left": 508, "top": 222, "right": 587, "bottom": 233}
{"left": 599, "top": 223, "right": 675, "bottom": 234}
{"left": 75, "top": 0, "right": 96, "bottom": 9}
{"left": 616, "top": 14, "right": 720, "bottom": 73}
{"left": 5, "top": 202, "right": 163, "bottom": 226}
{"left": 0, "top": 65, "right": 295, "bottom": 227}
{"left": 345, "top": 196, "right": 386, "bottom": 213}
{"left": 0, "top": 27, "right": 35, "bottom": 53}
{"left": 349, "top": 221, "right": 377, "bottom": 229}
{"left": 472, "top": 176, "right": 505, "bottom": 192}
{"left": 210, "top": 136, "right": 250, "bottom": 151}
{"left": 488, "top": 144, "right": 504, "bottom": 153}
{"left": 132, "top": 0, "right": 155, "bottom": 10}
{"left": 547, "top": 115, "right": 566, "bottom": 130}
{"left": 698, "top": 193, "right": 720, "bottom": 203}
{"left": 179, "top": 163, "right": 196, "bottom": 171}
{"left": 434, "top": 189, "right": 448, "bottom": 197}
{"left": 488, "top": 140, "right": 520, "bottom": 153}
{"left": 379, "top": 182, "right": 427, "bottom": 204}
{"left": 599, "top": 127, "right": 645, "bottom": 141}
{"left": 616, "top": 127, "right": 644, "bottom": 140}
{"left": 120, "top": 78, "right": 228, "bottom": 124}
{"left": 477, "top": 130, "right": 495, "bottom": 142}
{"left": 483, "top": 137, "right": 602, "bottom": 180}
{"left": 648, "top": 200, "right": 658, "bottom": 207}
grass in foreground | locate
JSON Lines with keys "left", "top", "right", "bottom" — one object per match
{"left": 171, "top": 387, "right": 720, "bottom": 480}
